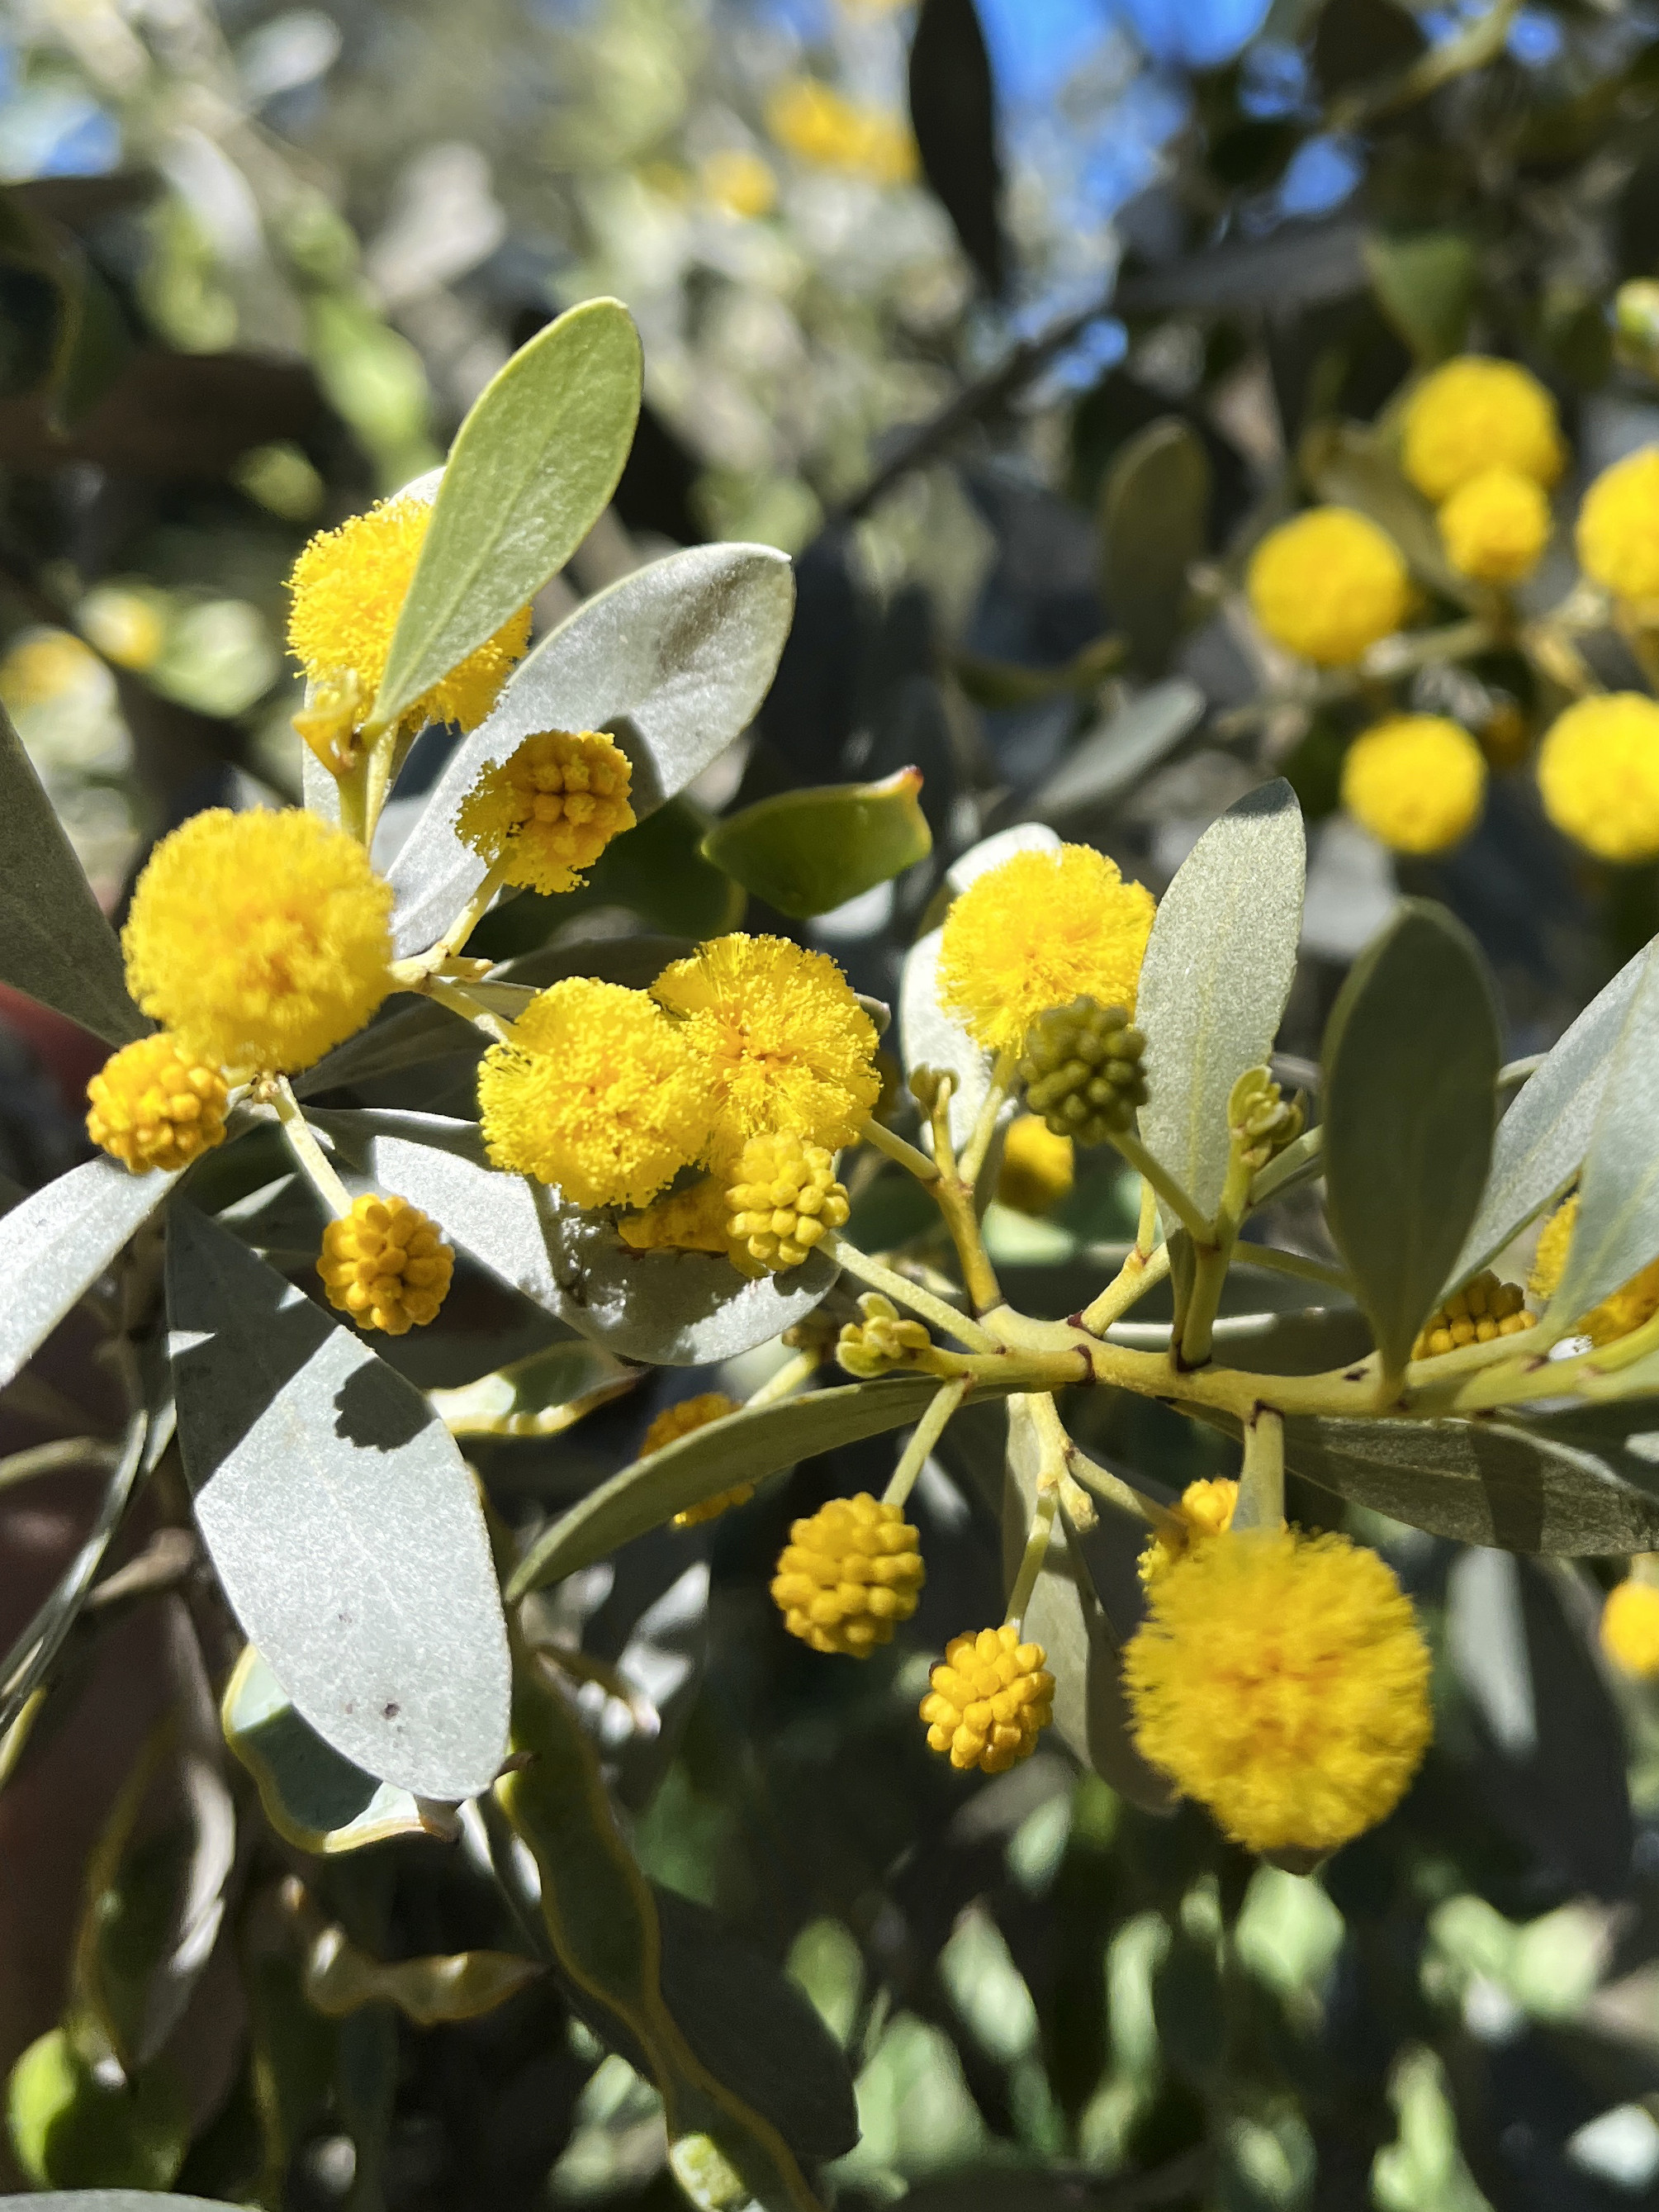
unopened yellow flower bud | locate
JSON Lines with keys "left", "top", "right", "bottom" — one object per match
{"left": 1341, "top": 715, "right": 1486, "bottom": 856}
{"left": 1601, "top": 1578, "right": 1659, "bottom": 1679}
{"left": 836, "top": 1293, "right": 933, "bottom": 1377}
{"left": 1246, "top": 508, "right": 1410, "bottom": 667}
{"left": 1138, "top": 1476, "right": 1239, "bottom": 1585}
{"left": 457, "top": 729, "right": 635, "bottom": 895}
{"left": 1228, "top": 1067, "right": 1304, "bottom": 1172}
{"left": 920, "top": 1626, "right": 1055, "bottom": 1773}
{"left": 637, "top": 1393, "right": 751, "bottom": 1527}
{"left": 770, "top": 1492, "right": 925, "bottom": 1655}
{"left": 1538, "top": 694, "right": 1659, "bottom": 863}
{"left": 1529, "top": 1192, "right": 1659, "bottom": 1345}
{"left": 724, "top": 1132, "right": 849, "bottom": 1275}
{"left": 1438, "top": 466, "right": 1552, "bottom": 584}
{"left": 86, "top": 1034, "right": 230, "bottom": 1174}
{"left": 318, "top": 1193, "right": 454, "bottom": 1336}
{"left": 1017, "top": 996, "right": 1147, "bottom": 1146}
{"left": 1411, "top": 1271, "right": 1531, "bottom": 1360}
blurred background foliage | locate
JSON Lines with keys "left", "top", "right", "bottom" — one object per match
{"left": 9, "top": 0, "right": 1659, "bottom": 2206}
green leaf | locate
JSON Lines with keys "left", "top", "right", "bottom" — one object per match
{"left": 7, "top": 2032, "right": 189, "bottom": 2195}
{"left": 1136, "top": 780, "right": 1306, "bottom": 1224}
{"left": 388, "top": 540, "right": 794, "bottom": 957}
{"left": 509, "top": 1377, "right": 947, "bottom": 1597}
{"left": 220, "top": 1646, "right": 441, "bottom": 1854}
{"left": 0, "top": 705, "right": 145, "bottom": 1047}
{"left": 368, "top": 297, "right": 642, "bottom": 735}
{"left": 1364, "top": 230, "right": 1477, "bottom": 363}
{"left": 1283, "top": 1413, "right": 1659, "bottom": 1553}
{"left": 1322, "top": 900, "right": 1499, "bottom": 1374}
{"left": 1301, "top": 420, "right": 1463, "bottom": 599}
{"left": 0, "top": 1161, "right": 176, "bottom": 1394}
{"left": 1453, "top": 943, "right": 1649, "bottom": 1288}
{"left": 428, "top": 1338, "right": 634, "bottom": 1438}
{"left": 1543, "top": 946, "right": 1659, "bottom": 1332}
{"left": 472, "top": 797, "right": 744, "bottom": 961}
{"left": 1029, "top": 680, "right": 1204, "bottom": 823}
{"left": 1098, "top": 419, "right": 1211, "bottom": 672}
{"left": 302, "top": 1924, "right": 540, "bottom": 2025}
{"left": 702, "top": 769, "right": 932, "bottom": 919}
{"left": 165, "top": 1206, "right": 510, "bottom": 1801}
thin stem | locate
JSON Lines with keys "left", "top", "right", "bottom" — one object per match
{"left": 932, "top": 1176, "right": 1003, "bottom": 1316}
{"left": 1108, "top": 1129, "right": 1212, "bottom": 1246}
{"left": 744, "top": 1348, "right": 820, "bottom": 1412}
{"left": 268, "top": 1078, "right": 353, "bottom": 1219}
{"left": 0, "top": 1439, "right": 117, "bottom": 1493}
{"left": 828, "top": 1237, "right": 1001, "bottom": 1352}
{"left": 884, "top": 1377, "right": 970, "bottom": 1509}
{"left": 1234, "top": 1244, "right": 1352, "bottom": 1297}
{"left": 1078, "top": 1241, "right": 1172, "bottom": 1335}
{"left": 1005, "top": 1488, "right": 1057, "bottom": 1630}
{"left": 400, "top": 860, "right": 510, "bottom": 976}
{"left": 960, "top": 1051, "right": 1017, "bottom": 1187}
{"left": 417, "top": 975, "right": 512, "bottom": 1045}
{"left": 862, "top": 1116, "right": 940, "bottom": 1183}
{"left": 1063, "top": 1445, "right": 1178, "bottom": 1533}
{"left": 1235, "top": 1405, "right": 1286, "bottom": 1531}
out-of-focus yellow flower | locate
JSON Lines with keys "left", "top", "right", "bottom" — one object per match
{"left": 0, "top": 627, "right": 103, "bottom": 709}
{"left": 1247, "top": 508, "right": 1410, "bottom": 667}
{"left": 937, "top": 846, "right": 1155, "bottom": 1060}
{"left": 317, "top": 1193, "right": 454, "bottom": 1336}
{"left": 1411, "top": 1272, "right": 1531, "bottom": 1359}
{"left": 702, "top": 149, "right": 778, "bottom": 219}
{"left": 638, "top": 1393, "right": 752, "bottom": 1527}
{"left": 766, "top": 78, "right": 917, "bottom": 185}
{"left": 724, "top": 1132, "right": 849, "bottom": 1274}
{"left": 86, "top": 1035, "right": 229, "bottom": 1175}
{"left": 121, "top": 808, "right": 393, "bottom": 1075}
{"left": 1138, "top": 1476, "right": 1239, "bottom": 1585}
{"left": 1438, "top": 466, "right": 1552, "bottom": 585}
{"left": 770, "top": 1493, "right": 925, "bottom": 1655}
{"left": 1529, "top": 1190, "right": 1659, "bottom": 1344}
{"left": 78, "top": 586, "right": 167, "bottom": 672}
{"left": 456, "top": 729, "right": 635, "bottom": 895}
{"left": 1601, "top": 1578, "right": 1659, "bottom": 1678}
{"left": 1577, "top": 447, "right": 1659, "bottom": 608}
{"left": 1401, "top": 356, "right": 1564, "bottom": 504}
{"left": 1537, "top": 693, "right": 1659, "bottom": 862}
{"left": 1340, "top": 714, "right": 1486, "bottom": 855}
{"left": 997, "top": 1115, "right": 1075, "bottom": 1213}
{"left": 920, "top": 1626, "right": 1055, "bottom": 1773}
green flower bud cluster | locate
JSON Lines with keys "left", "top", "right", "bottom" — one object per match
{"left": 1017, "top": 997, "right": 1147, "bottom": 1145}
{"left": 837, "top": 1292, "right": 933, "bottom": 1378}
{"left": 1227, "top": 1067, "right": 1305, "bottom": 1173}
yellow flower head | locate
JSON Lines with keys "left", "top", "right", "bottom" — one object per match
{"left": 770, "top": 1492, "right": 925, "bottom": 1656}
{"left": 1124, "top": 1527, "right": 1432, "bottom": 1856}
{"left": 477, "top": 979, "right": 715, "bottom": 1212}
{"left": 1139, "top": 1476, "right": 1239, "bottom": 1586}
{"left": 317, "top": 1192, "right": 454, "bottom": 1336}
{"left": 78, "top": 586, "right": 166, "bottom": 672}
{"left": 1401, "top": 356, "right": 1564, "bottom": 503}
{"left": 1538, "top": 693, "right": 1659, "bottom": 862}
{"left": 1601, "top": 1578, "right": 1659, "bottom": 1679}
{"left": 1438, "top": 466, "right": 1552, "bottom": 585}
{"left": 702, "top": 148, "right": 778, "bottom": 219}
{"left": 724, "top": 1131, "right": 849, "bottom": 1275}
{"left": 121, "top": 808, "right": 393, "bottom": 1074}
{"left": 920, "top": 1626, "right": 1055, "bottom": 1773}
{"left": 1411, "top": 1270, "right": 1531, "bottom": 1360}
{"left": 0, "top": 627, "right": 102, "bottom": 710}
{"left": 1341, "top": 714, "right": 1486, "bottom": 856}
{"left": 618, "top": 1175, "right": 732, "bottom": 1256}
{"left": 86, "top": 1034, "right": 229, "bottom": 1175}
{"left": 287, "top": 494, "right": 531, "bottom": 736}
{"left": 937, "top": 846, "right": 1156, "bottom": 1059}
{"left": 996, "top": 1114, "right": 1075, "bottom": 1214}
{"left": 652, "top": 935, "right": 880, "bottom": 1161}
{"left": 638, "top": 1393, "right": 752, "bottom": 1527}
{"left": 1577, "top": 447, "right": 1659, "bottom": 606}
{"left": 1246, "top": 508, "right": 1410, "bottom": 667}
{"left": 456, "top": 729, "right": 635, "bottom": 895}
{"left": 766, "top": 78, "right": 917, "bottom": 184}
{"left": 1529, "top": 1190, "right": 1659, "bottom": 1345}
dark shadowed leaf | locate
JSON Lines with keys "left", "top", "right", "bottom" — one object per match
{"left": 0, "top": 1158, "right": 175, "bottom": 1392}
{"left": 908, "top": 0, "right": 1003, "bottom": 293}
{"left": 1099, "top": 420, "right": 1211, "bottom": 672}
{"left": 1364, "top": 230, "right": 1477, "bottom": 363}
{"left": 1028, "top": 681, "right": 1205, "bottom": 823}
{"left": 703, "top": 769, "right": 932, "bottom": 919}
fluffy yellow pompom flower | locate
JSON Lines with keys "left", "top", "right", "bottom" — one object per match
{"left": 477, "top": 979, "right": 714, "bottom": 1211}
{"left": 1538, "top": 694, "right": 1659, "bottom": 862}
{"left": 1411, "top": 1271, "right": 1531, "bottom": 1360}
{"left": 317, "top": 1193, "right": 454, "bottom": 1336}
{"left": 1438, "top": 466, "right": 1552, "bottom": 584}
{"left": 287, "top": 494, "right": 530, "bottom": 736}
{"left": 1340, "top": 715, "right": 1486, "bottom": 856}
{"left": 1246, "top": 508, "right": 1410, "bottom": 667}
{"left": 770, "top": 1493, "right": 925, "bottom": 1656}
{"left": 1124, "top": 1527, "right": 1432, "bottom": 1856}
{"left": 652, "top": 935, "right": 880, "bottom": 1161}
{"left": 1601, "top": 1578, "right": 1659, "bottom": 1679}
{"left": 618, "top": 1175, "right": 731, "bottom": 1256}
{"left": 456, "top": 729, "right": 635, "bottom": 895}
{"left": 996, "top": 1115, "right": 1075, "bottom": 1214}
{"left": 1577, "top": 448, "right": 1659, "bottom": 607}
{"left": 725, "top": 1132, "right": 849, "bottom": 1275}
{"left": 1139, "top": 1476, "right": 1239, "bottom": 1586}
{"left": 637, "top": 1393, "right": 752, "bottom": 1527}
{"left": 766, "top": 78, "right": 917, "bottom": 184}
{"left": 121, "top": 809, "right": 393, "bottom": 1074}
{"left": 1529, "top": 1191, "right": 1659, "bottom": 1345}
{"left": 936, "top": 846, "right": 1156, "bottom": 1060}
{"left": 1401, "top": 357, "right": 1564, "bottom": 504}
{"left": 920, "top": 1626, "right": 1055, "bottom": 1773}
{"left": 86, "top": 1035, "right": 229, "bottom": 1174}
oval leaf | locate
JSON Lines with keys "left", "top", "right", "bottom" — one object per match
{"left": 1544, "top": 944, "right": 1659, "bottom": 1331}
{"left": 1453, "top": 942, "right": 1650, "bottom": 1289}
{"left": 387, "top": 543, "right": 795, "bottom": 957}
{"left": 368, "top": 298, "right": 642, "bottom": 735}
{"left": 1, "top": 1158, "right": 177, "bottom": 1392}
{"left": 702, "top": 768, "right": 932, "bottom": 920}
{"left": 908, "top": 0, "right": 1003, "bottom": 294}
{"left": 0, "top": 705, "right": 145, "bottom": 1047}
{"left": 1099, "top": 420, "right": 1211, "bottom": 672}
{"left": 1029, "top": 679, "right": 1204, "bottom": 823}
{"left": 1322, "top": 900, "right": 1499, "bottom": 1375}
{"left": 165, "top": 1205, "right": 510, "bottom": 1801}
{"left": 304, "top": 1925, "right": 539, "bottom": 2025}
{"left": 1136, "top": 779, "right": 1306, "bottom": 1226}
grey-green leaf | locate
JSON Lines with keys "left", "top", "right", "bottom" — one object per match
{"left": 1098, "top": 420, "right": 1210, "bottom": 672}
{"left": 0, "top": 705, "right": 145, "bottom": 1047}
{"left": 1543, "top": 944, "right": 1659, "bottom": 1331}
{"left": 1283, "top": 1413, "right": 1659, "bottom": 1554}
{"left": 166, "top": 1206, "right": 509, "bottom": 1800}
{"left": 1322, "top": 900, "right": 1499, "bottom": 1374}
{"left": 387, "top": 543, "right": 795, "bottom": 957}
{"left": 509, "top": 1377, "right": 947, "bottom": 1597}
{"left": 0, "top": 1159, "right": 177, "bottom": 1391}
{"left": 367, "top": 298, "right": 642, "bottom": 735}
{"left": 1029, "top": 680, "right": 1204, "bottom": 823}
{"left": 701, "top": 767, "right": 932, "bottom": 919}
{"left": 1136, "top": 779, "right": 1306, "bottom": 1224}
{"left": 1452, "top": 942, "right": 1649, "bottom": 1289}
